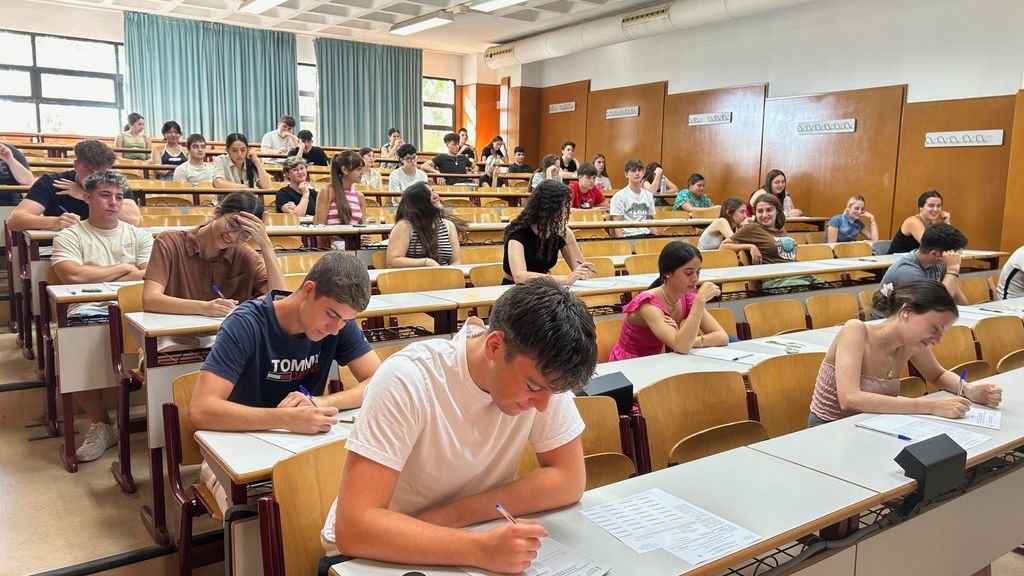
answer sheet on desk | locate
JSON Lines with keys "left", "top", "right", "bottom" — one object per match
{"left": 249, "top": 422, "right": 351, "bottom": 454}
{"left": 461, "top": 537, "right": 608, "bottom": 576}
{"left": 581, "top": 488, "right": 761, "bottom": 564}
{"left": 856, "top": 414, "right": 992, "bottom": 450}
{"left": 572, "top": 279, "right": 620, "bottom": 289}
{"left": 688, "top": 347, "right": 772, "bottom": 365}
{"left": 363, "top": 298, "right": 396, "bottom": 311}
{"left": 917, "top": 405, "right": 1002, "bottom": 430}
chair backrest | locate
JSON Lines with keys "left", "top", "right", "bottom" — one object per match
{"left": 832, "top": 242, "right": 872, "bottom": 259}
{"left": 584, "top": 453, "right": 636, "bottom": 490}
{"left": 272, "top": 439, "right": 350, "bottom": 576}
{"left": 805, "top": 231, "right": 826, "bottom": 244}
{"left": 370, "top": 250, "right": 387, "bottom": 270}
{"left": 460, "top": 245, "right": 503, "bottom": 264}
{"left": 580, "top": 240, "right": 631, "bottom": 257}
{"left": 636, "top": 371, "right": 749, "bottom": 470}
{"left": 747, "top": 352, "right": 826, "bottom": 437}
{"left": 796, "top": 244, "right": 834, "bottom": 262}
{"left": 689, "top": 207, "right": 719, "bottom": 219}
{"left": 973, "top": 316, "right": 1024, "bottom": 368}
{"left": 706, "top": 307, "right": 738, "bottom": 339}
{"left": 743, "top": 299, "right": 807, "bottom": 339}
{"left": 858, "top": 288, "right": 876, "bottom": 320}
{"left": 568, "top": 210, "right": 604, "bottom": 222}
{"left": 699, "top": 249, "right": 738, "bottom": 269}
{"left": 469, "top": 263, "right": 505, "bottom": 287}
{"left": 116, "top": 283, "right": 144, "bottom": 352}
{"left": 551, "top": 257, "right": 615, "bottom": 279}
{"left": 573, "top": 395, "right": 624, "bottom": 455}
{"left": 186, "top": 206, "right": 215, "bottom": 216}
{"left": 961, "top": 277, "right": 992, "bottom": 304}
{"left": 264, "top": 212, "right": 299, "bottom": 227}
{"left": 171, "top": 371, "right": 203, "bottom": 466}
{"left": 899, "top": 376, "right": 927, "bottom": 398}
{"left": 139, "top": 213, "right": 209, "bottom": 227}
{"left": 805, "top": 293, "right": 860, "bottom": 328}
{"left": 928, "top": 324, "right": 977, "bottom": 369}
{"left": 997, "top": 349, "right": 1024, "bottom": 373}
{"left": 376, "top": 267, "right": 465, "bottom": 294}
{"left": 594, "top": 318, "right": 624, "bottom": 364}
{"left": 139, "top": 206, "right": 179, "bottom": 215}
{"left": 363, "top": 206, "right": 390, "bottom": 224}
{"left": 501, "top": 207, "right": 523, "bottom": 220}
{"left": 277, "top": 252, "right": 327, "bottom": 274}
{"left": 633, "top": 238, "right": 674, "bottom": 255}
{"left": 624, "top": 253, "right": 659, "bottom": 275}
{"left": 284, "top": 273, "right": 307, "bottom": 292}
{"left": 670, "top": 421, "right": 768, "bottom": 465}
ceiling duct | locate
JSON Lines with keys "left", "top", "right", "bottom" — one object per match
{"left": 484, "top": 0, "right": 819, "bottom": 69}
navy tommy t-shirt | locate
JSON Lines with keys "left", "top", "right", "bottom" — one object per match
{"left": 202, "top": 290, "right": 373, "bottom": 408}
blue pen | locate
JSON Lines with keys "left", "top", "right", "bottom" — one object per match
{"left": 956, "top": 368, "right": 968, "bottom": 398}
{"left": 298, "top": 384, "right": 318, "bottom": 407}
{"left": 495, "top": 503, "right": 517, "bottom": 524}
{"left": 58, "top": 205, "right": 69, "bottom": 214}
{"left": 731, "top": 353, "right": 753, "bottom": 362}
{"left": 211, "top": 284, "right": 226, "bottom": 299}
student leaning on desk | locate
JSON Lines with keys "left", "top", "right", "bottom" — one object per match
{"left": 188, "top": 252, "right": 381, "bottom": 511}
{"left": 808, "top": 279, "right": 1002, "bottom": 427}
{"left": 321, "top": 278, "right": 597, "bottom": 576}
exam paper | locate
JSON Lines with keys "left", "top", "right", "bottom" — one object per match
{"left": 917, "top": 405, "right": 1002, "bottom": 430}
{"left": 363, "top": 298, "right": 396, "bottom": 311}
{"left": 581, "top": 488, "right": 761, "bottom": 565}
{"left": 689, "top": 347, "right": 772, "bottom": 365}
{"left": 856, "top": 414, "right": 991, "bottom": 450}
{"left": 572, "top": 279, "right": 619, "bottom": 289}
{"left": 758, "top": 338, "right": 827, "bottom": 353}
{"left": 462, "top": 537, "right": 608, "bottom": 576}
{"left": 249, "top": 421, "right": 352, "bottom": 454}
{"left": 103, "top": 281, "right": 139, "bottom": 290}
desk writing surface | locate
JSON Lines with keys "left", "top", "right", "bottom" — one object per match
{"left": 367, "top": 264, "right": 479, "bottom": 284}
{"left": 593, "top": 350, "right": 743, "bottom": 390}
{"left": 360, "top": 293, "right": 456, "bottom": 316}
{"left": 195, "top": 431, "right": 291, "bottom": 484}
{"left": 125, "top": 311, "right": 223, "bottom": 337}
{"left": 424, "top": 285, "right": 514, "bottom": 308}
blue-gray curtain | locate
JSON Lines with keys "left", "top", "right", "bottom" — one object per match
{"left": 124, "top": 12, "right": 299, "bottom": 142}
{"left": 315, "top": 38, "right": 422, "bottom": 148}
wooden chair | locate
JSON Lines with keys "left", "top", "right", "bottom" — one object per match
{"left": 688, "top": 207, "right": 719, "bottom": 219}
{"left": 624, "top": 253, "right": 659, "bottom": 275}
{"left": 805, "top": 231, "right": 826, "bottom": 244}
{"left": 595, "top": 318, "right": 623, "bottom": 363}
{"left": 363, "top": 206, "right": 390, "bottom": 224}
{"left": 636, "top": 371, "right": 749, "bottom": 470}
{"left": 961, "top": 277, "right": 992, "bottom": 304}
{"left": 572, "top": 227, "right": 609, "bottom": 241}
{"left": 501, "top": 207, "right": 523, "bottom": 220}
{"left": 796, "top": 244, "right": 840, "bottom": 282}
{"left": 858, "top": 288, "right": 876, "bottom": 320}
{"left": 832, "top": 242, "right": 872, "bottom": 259}
{"left": 699, "top": 249, "right": 738, "bottom": 269}
{"left": 573, "top": 396, "right": 636, "bottom": 489}
{"left": 466, "top": 230, "right": 505, "bottom": 245}
{"left": 900, "top": 376, "right": 927, "bottom": 398}
{"left": 707, "top": 307, "right": 738, "bottom": 339}
{"left": 186, "top": 206, "right": 215, "bottom": 216}
{"left": 263, "top": 212, "right": 299, "bottom": 226}
{"left": 633, "top": 238, "right": 674, "bottom": 255}
{"left": 376, "top": 268, "right": 465, "bottom": 294}
{"left": 583, "top": 453, "right": 638, "bottom": 489}
{"left": 928, "top": 324, "right": 982, "bottom": 372}
{"left": 107, "top": 284, "right": 146, "bottom": 493}
{"left": 580, "top": 240, "right": 631, "bottom": 257}
{"left": 552, "top": 257, "right": 615, "bottom": 279}
{"left": 669, "top": 421, "right": 769, "bottom": 465}
{"left": 469, "top": 263, "right": 505, "bottom": 287}
{"left": 460, "top": 245, "right": 503, "bottom": 264}
{"left": 139, "top": 213, "right": 209, "bottom": 227}
{"left": 336, "top": 342, "right": 407, "bottom": 395}
{"left": 997, "top": 349, "right": 1024, "bottom": 373}
{"left": 259, "top": 439, "right": 350, "bottom": 576}
{"left": 139, "top": 206, "right": 179, "bottom": 215}
{"left": 568, "top": 210, "right": 604, "bottom": 222}
{"left": 283, "top": 273, "right": 307, "bottom": 292}
{"left": 747, "top": 352, "right": 826, "bottom": 437}
{"left": 744, "top": 300, "right": 807, "bottom": 339}
{"left": 973, "top": 316, "right": 1024, "bottom": 373}
{"left": 452, "top": 209, "right": 499, "bottom": 223}
{"left": 370, "top": 250, "right": 388, "bottom": 270}
{"left": 805, "top": 293, "right": 860, "bottom": 328}
{"left": 277, "top": 252, "right": 327, "bottom": 274}
{"left": 163, "top": 372, "right": 223, "bottom": 576}
{"left": 789, "top": 233, "right": 808, "bottom": 244}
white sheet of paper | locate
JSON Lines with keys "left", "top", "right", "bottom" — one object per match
{"left": 659, "top": 500, "right": 763, "bottom": 567}
{"left": 688, "top": 347, "right": 772, "bottom": 365}
{"left": 363, "top": 298, "right": 396, "bottom": 311}
{"left": 103, "top": 281, "right": 138, "bottom": 289}
{"left": 572, "top": 279, "right": 619, "bottom": 289}
{"left": 856, "top": 414, "right": 992, "bottom": 450}
{"left": 462, "top": 537, "right": 609, "bottom": 576}
{"left": 249, "top": 422, "right": 352, "bottom": 454}
{"left": 917, "top": 405, "right": 1002, "bottom": 430}
{"left": 757, "top": 338, "right": 826, "bottom": 353}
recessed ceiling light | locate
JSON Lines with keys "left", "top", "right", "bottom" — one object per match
{"left": 472, "top": 0, "right": 529, "bottom": 12}
{"left": 389, "top": 11, "right": 454, "bottom": 36}
{"left": 239, "top": 0, "right": 286, "bottom": 14}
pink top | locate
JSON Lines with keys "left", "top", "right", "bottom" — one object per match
{"left": 608, "top": 290, "right": 698, "bottom": 361}
{"left": 326, "top": 188, "right": 363, "bottom": 225}
{"left": 327, "top": 200, "right": 341, "bottom": 225}
{"left": 809, "top": 361, "right": 900, "bottom": 422}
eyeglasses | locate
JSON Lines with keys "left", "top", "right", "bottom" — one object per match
{"left": 225, "top": 216, "right": 253, "bottom": 242}
{"left": 401, "top": 155, "right": 417, "bottom": 162}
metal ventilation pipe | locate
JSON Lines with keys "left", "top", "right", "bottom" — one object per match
{"left": 484, "top": 0, "right": 819, "bottom": 69}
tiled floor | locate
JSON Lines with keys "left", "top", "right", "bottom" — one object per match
{"left": 1, "top": 331, "right": 1023, "bottom": 575}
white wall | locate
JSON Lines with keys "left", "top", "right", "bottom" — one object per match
{"left": 522, "top": 0, "right": 1024, "bottom": 102}
{"left": 424, "top": 52, "right": 463, "bottom": 83}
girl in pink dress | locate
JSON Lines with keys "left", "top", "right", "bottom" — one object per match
{"left": 609, "top": 242, "right": 729, "bottom": 361}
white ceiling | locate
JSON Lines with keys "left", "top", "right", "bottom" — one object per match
{"left": 36, "top": 0, "right": 664, "bottom": 54}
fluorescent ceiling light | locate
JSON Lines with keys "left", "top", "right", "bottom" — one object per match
{"left": 389, "top": 11, "right": 454, "bottom": 36}
{"left": 472, "top": 0, "right": 529, "bottom": 12}
{"left": 239, "top": 0, "right": 286, "bottom": 14}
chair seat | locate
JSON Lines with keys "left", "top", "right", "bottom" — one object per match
{"left": 192, "top": 483, "right": 225, "bottom": 523}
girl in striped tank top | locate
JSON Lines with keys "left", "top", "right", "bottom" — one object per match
{"left": 386, "top": 182, "right": 464, "bottom": 267}
{"left": 808, "top": 279, "right": 1002, "bottom": 427}
{"left": 316, "top": 150, "right": 366, "bottom": 226}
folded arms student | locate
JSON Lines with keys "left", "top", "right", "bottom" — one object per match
{"left": 322, "top": 278, "right": 598, "bottom": 574}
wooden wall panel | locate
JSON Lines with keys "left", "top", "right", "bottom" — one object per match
{"left": 585, "top": 82, "right": 667, "bottom": 189}
{"left": 539, "top": 80, "right": 590, "bottom": 163}
{"left": 1000, "top": 90, "right": 1024, "bottom": 252}
{"left": 508, "top": 86, "right": 541, "bottom": 168}
{"left": 893, "top": 95, "right": 1015, "bottom": 250}
{"left": 662, "top": 85, "right": 766, "bottom": 204}
{"left": 761, "top": 85, "right": 905, "bottom": 237}
{"left": 457, "top": 84, "right": 500, "bottom": 155}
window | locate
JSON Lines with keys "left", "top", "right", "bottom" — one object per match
{"left": 422, "top": 77, "right": 455, "bottom": 154}
{"left": 298, "top": 64, "right": 318, "bottom": 140}
{"left": 0, "top": 30, "right": 123, "bottom": 135}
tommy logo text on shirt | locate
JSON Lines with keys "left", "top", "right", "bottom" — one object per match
{"left": 269, "top": 354, "right": 320, "bottom": 381}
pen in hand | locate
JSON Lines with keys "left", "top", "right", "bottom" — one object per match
{"left": 956, "top": 368, "right": 968, "bottom": 399}
{"left": 298, "top": 384, "right": 318, "bottom": 407}
{"left": 212, "top": 285, "right": 226, "bottom": 299}
{"left": 495, "top": 503, "right": 517, "bottom": 524}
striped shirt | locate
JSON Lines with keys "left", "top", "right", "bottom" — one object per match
{"left": 405, "top": 219, "right": 453, "bottom": 265}
{"left": 326, "top": 188, "right": 363, "bottom": 225}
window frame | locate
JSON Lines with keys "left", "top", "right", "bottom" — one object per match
{"left": 422, "top": 76, "right": 455, "bottom": 134}
{"left": 0, "top": 29, "right": 124, "bottom": 134}
{"left": 297, "top": 63, "right": 317, "bottom": 130}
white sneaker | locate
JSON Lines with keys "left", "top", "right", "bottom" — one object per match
{"left": 75, "top": 422, "right": 118, "bottom": 462}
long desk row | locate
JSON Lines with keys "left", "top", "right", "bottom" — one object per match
{"left": 192, "top": 301, "right": 1024, "bottom": 576}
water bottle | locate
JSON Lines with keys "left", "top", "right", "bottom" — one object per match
{"left": 659, "top": 175, "right": 667, "bottom": 195}
{"left": 783, "top": 191, "right": 794, "bottom": 216}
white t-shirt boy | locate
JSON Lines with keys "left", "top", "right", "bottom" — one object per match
{"left": 610, "top": 186, "right": 655, "bottom": 236}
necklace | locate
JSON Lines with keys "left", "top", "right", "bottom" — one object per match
{"left": 659, "top": 289, "right": 680, "bottom": 315}
{"left": 886, "top": 356, "right": 896, "bottom": 379}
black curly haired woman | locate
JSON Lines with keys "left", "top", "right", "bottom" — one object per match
{"left": 502, "top": 180, "right": 594, "bottom": 285}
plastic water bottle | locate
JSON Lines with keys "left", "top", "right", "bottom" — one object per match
{"left": 659, "top": 175, "right": 667, "bottom": 195}
{"left": 783, "top": 191, "right": 794, "bottom": 216}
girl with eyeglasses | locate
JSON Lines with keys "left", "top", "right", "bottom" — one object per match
{"left": 387, "top": 143, "right": 428, "bottom": 205}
